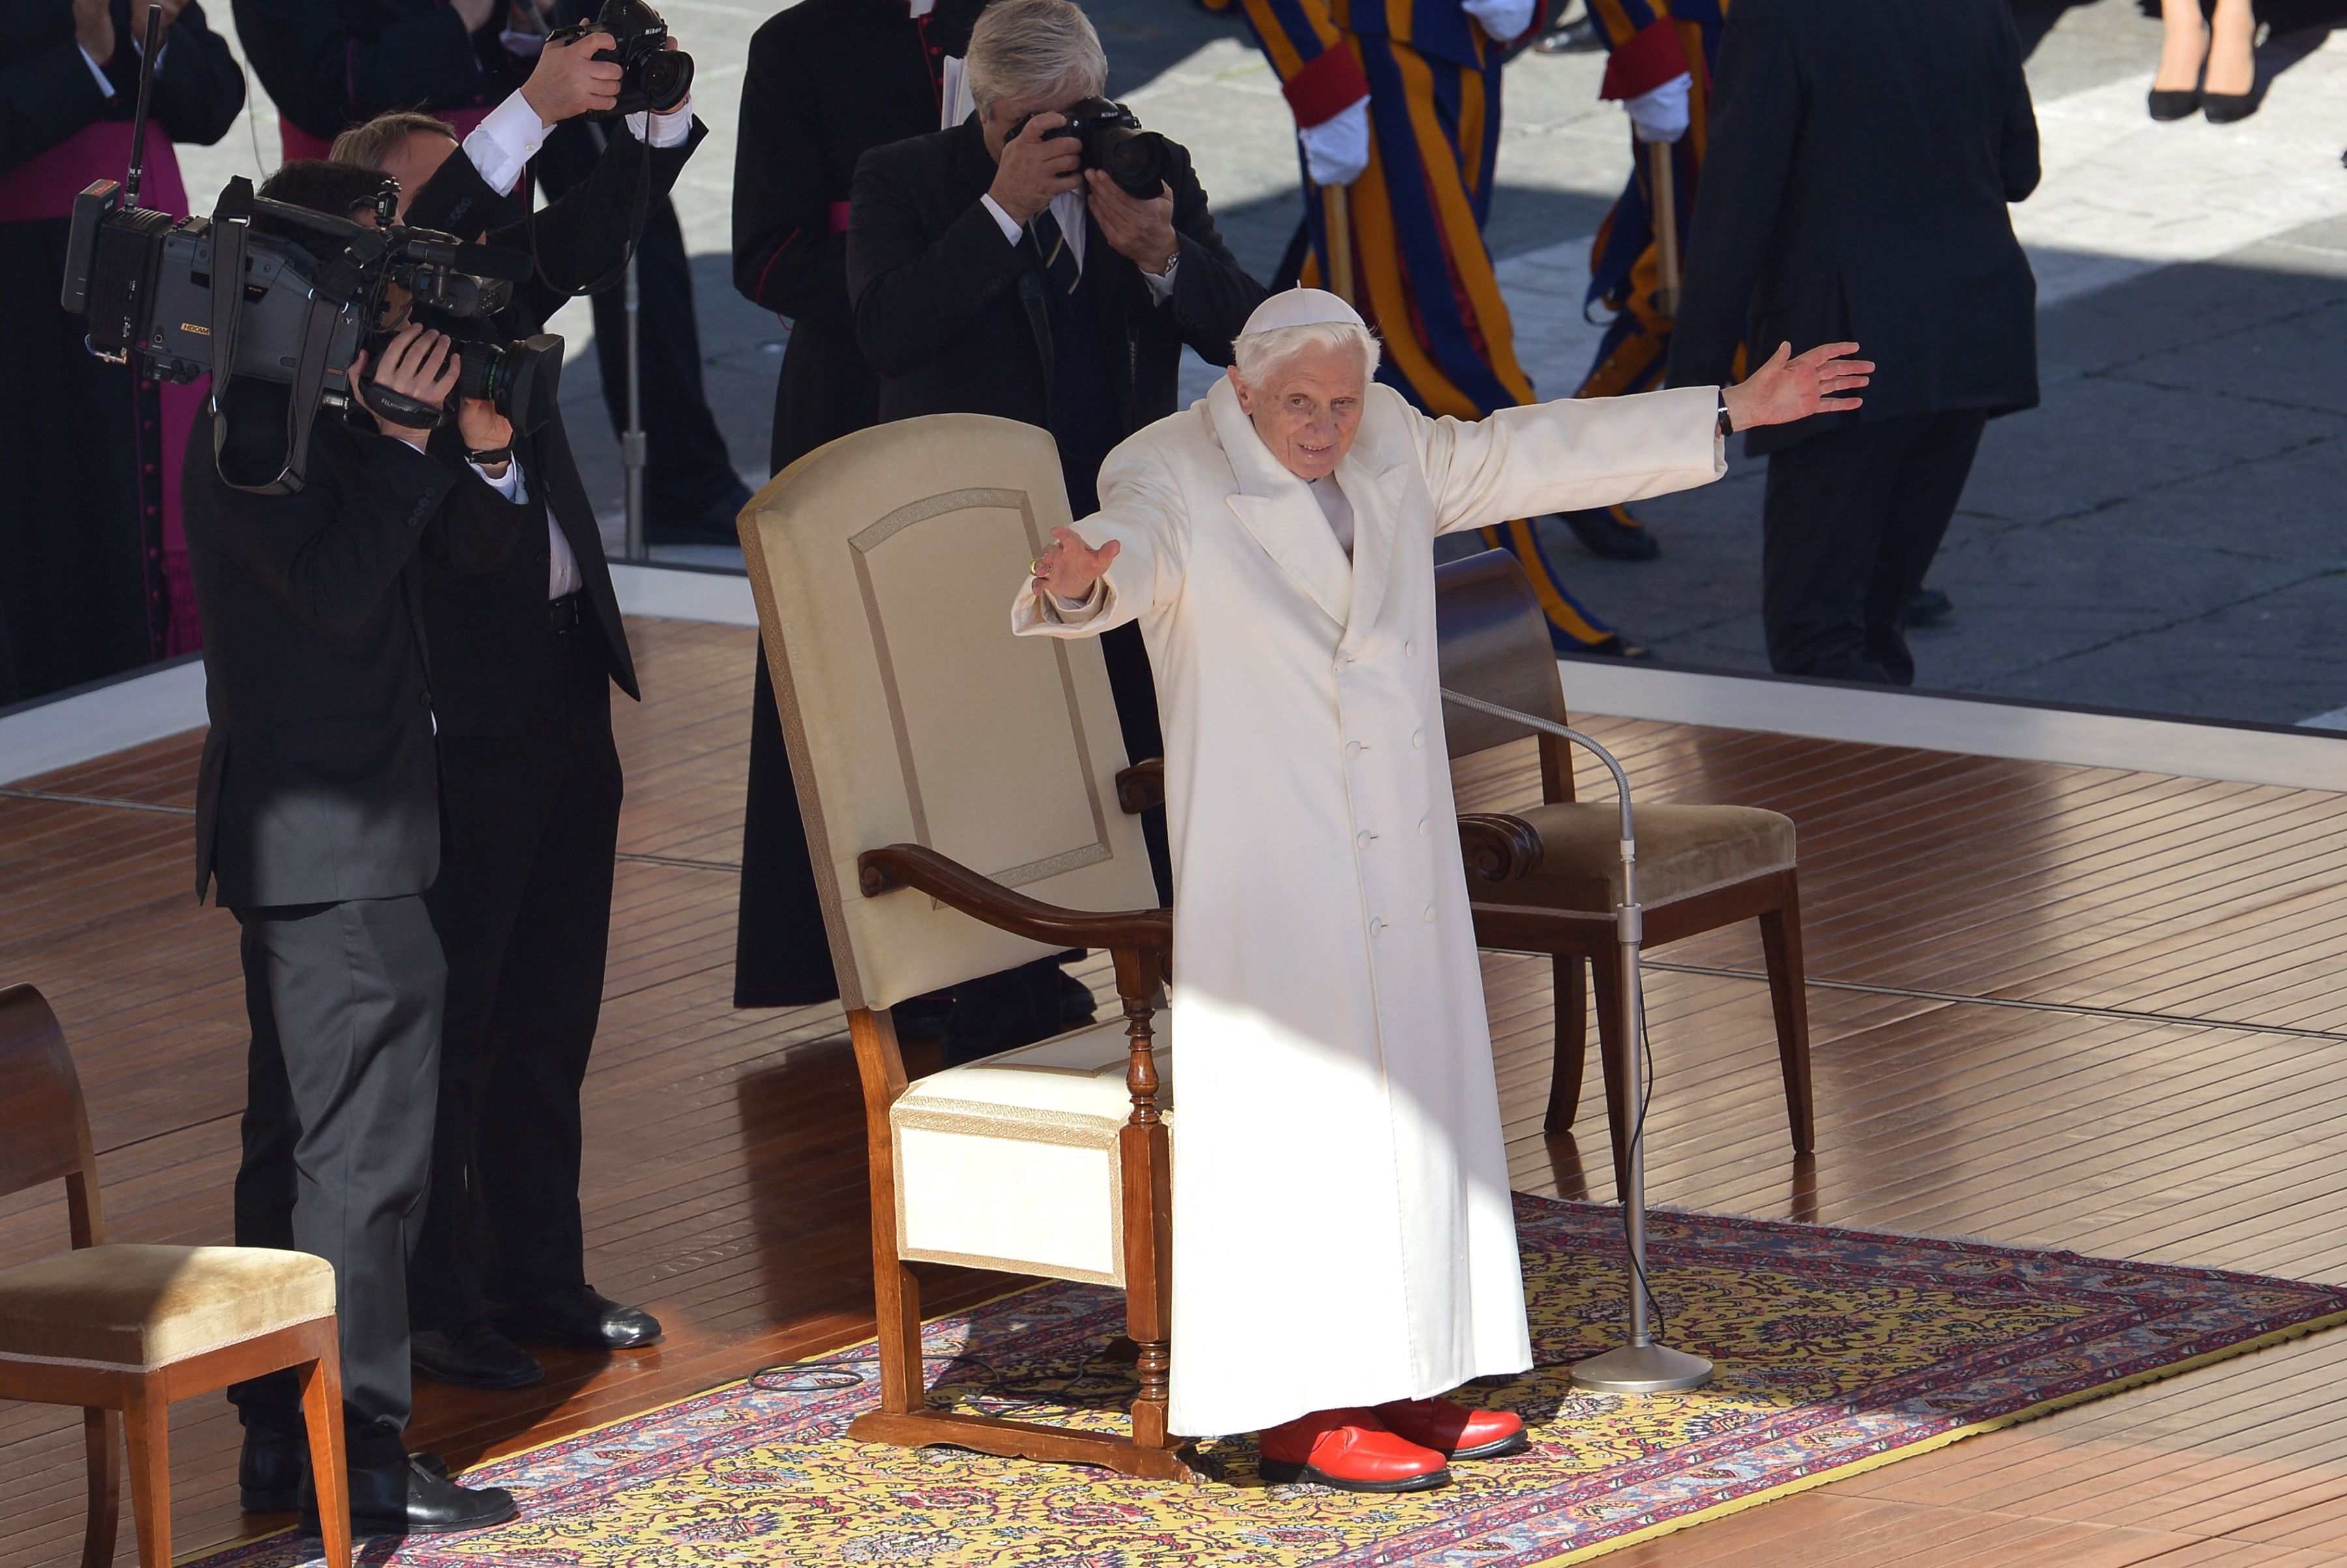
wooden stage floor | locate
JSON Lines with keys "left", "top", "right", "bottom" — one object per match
{"left": 7, "top": 615, "right": 2347, "bottom": 1566}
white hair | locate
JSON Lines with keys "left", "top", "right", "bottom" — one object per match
{"left": 1231, "top": 321, "right": 1381, "bottom": 391}
{"left": 966, "top": 0, "right": 1108, "bottom": 111}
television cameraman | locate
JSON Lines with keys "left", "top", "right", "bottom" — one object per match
{"left": 326, "top": 22, "right": 700, "bottom": 1394}
{"left": 186, "top": 159, "right": 525, "bottom": 1536}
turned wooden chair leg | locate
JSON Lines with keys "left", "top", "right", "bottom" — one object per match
{"left": 1543, "top": 954, "right": 1589, "bottom": 1134}
{"left": 298, "top": 1344, "right": 352, "bottom": 1568}
{"left": 120, "top": 1383, "right": 170, "bottom": 1568}
{"left": 1587, "top": 951, "right": 1633, "bottom": 1196}
{"left": 1757, "top": 880, "right": 1816, "bottom": 1155}
{"left": 78, "top": 1407, "right": 119, "bottom": 1568}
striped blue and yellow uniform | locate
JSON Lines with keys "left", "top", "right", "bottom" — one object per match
{"left": 1209, "top": 0, "right": 1629, "bottom": 653}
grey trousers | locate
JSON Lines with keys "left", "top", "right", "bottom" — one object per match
{"left": 226, "top": 895, "right": 444, "bottom": 1463}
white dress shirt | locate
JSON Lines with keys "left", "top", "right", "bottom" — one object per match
{"left": 80, "top": 38, "right": 164, "bottom": 96}
{"left": 456, "top": 90, "right": 694, "bottom": 599}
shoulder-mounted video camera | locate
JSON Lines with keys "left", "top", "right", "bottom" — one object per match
{"left": 546, "top": 0, "right": 693, "bottom": 119}
{"left": 1012, "top": 96, "right": 1172, "bottom": 201}
{"left": 57, "top": 15, "right": 561, "bottom": 494}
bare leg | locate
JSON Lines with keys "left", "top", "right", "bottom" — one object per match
{"left": 2204, "top": 0, "right": 2256, "bottom": 96}
{"left": 2155, "top": 0, "right": 2209, "bottom": 92}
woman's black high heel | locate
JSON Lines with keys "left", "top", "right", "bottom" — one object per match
{"left": 2202, "top": 90, "right": 2258, "bottom": 123}
{"left": 2148, "top": 87, "right": 2202, "bottom": 120}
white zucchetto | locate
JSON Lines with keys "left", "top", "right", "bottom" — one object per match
{"left": 1240, "top": 288, "right": 1367, "bottom": 338}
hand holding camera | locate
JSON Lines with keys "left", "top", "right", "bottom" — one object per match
{"left": 522, "top": 27, "right": 625, "bottom": 123}
{"left": 541, "top": 0, "right": 694, "bottom": 121}
{"left": 352, "top": 325, "right": 462, "bottom": 451}
{"left": 989, "top": 113, "right": 1084, "bottom": 225}
{"left": 1084, "top": 169, "right": 1177, "bottom": 276}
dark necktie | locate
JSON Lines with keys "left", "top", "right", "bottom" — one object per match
{"left": 1028, "top": 204, "right": 1083, "bottom": 297}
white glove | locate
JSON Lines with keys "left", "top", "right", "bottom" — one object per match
{"left": 1298, "top": 96, "right": 1372, "bottom": 187}
{"left": 1463, "top": 0, "right": 1537, "bottom": 43}
{"left": 1625, "top": 71, "right": 1692, "bottom": 143}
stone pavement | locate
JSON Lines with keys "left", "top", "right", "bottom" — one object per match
{"left": 173, "top": 0, "right": 2347, "bottom": 727}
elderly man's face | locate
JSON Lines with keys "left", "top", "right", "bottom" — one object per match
{"left": 381, "top": 128, "right": 460, "bottom": 225}
{"left": 1230, "top": 343, "right": 1366, "bottom": 483}
{"left": 979, "top": 80, "right": 1087, "bottom": 161}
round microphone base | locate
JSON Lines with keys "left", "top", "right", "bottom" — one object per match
{"left": 1569, "top": 1342, "right": 1713, "bottom": 1394}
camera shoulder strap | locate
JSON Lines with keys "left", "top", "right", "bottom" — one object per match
{"left": 209, "top": 217, "right": 346, "bottom": 497}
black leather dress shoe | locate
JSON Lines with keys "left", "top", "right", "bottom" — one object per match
{"left": 242, "top": 1428, "right": 446, "bottom": 1513}
{"left": 647, "top": 481, "right": 755, "bottom": 548}
{"left": 1904, "top": 585, "right": 1954, "bottom": 629}
{"left": 499, "top": 1286, "right": 664, "bottom": 1350}
{"left": 304, "top": 1453, "right": 516, "bottom": 1537}
{"left": 413, "top": 1322, "right": 545, "bottom": 1389}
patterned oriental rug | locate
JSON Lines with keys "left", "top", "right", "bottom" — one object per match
{"left": 196, "top": 1196, "right": 2347, "bottom": 1568}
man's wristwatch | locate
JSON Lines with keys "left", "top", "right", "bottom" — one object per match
{"left": 465, "top": 444, "right": 514, "bottom": 468}
{"left": 1715, "top": 394, "right": 1734, "bottom": 438}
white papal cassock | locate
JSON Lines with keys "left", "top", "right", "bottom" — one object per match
{"left": 1013, "top": 373, "right": 1725, "bottom": 1436}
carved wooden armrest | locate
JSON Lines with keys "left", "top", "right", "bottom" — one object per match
{"left": 1458, "top": 812, "right": 1544, "bottom": 885}
{"left": 1115, "top": 758, "right": 1164, "bottom": 816}
{"left": 857, "top": 845, "right": 1173, "bottom": 952}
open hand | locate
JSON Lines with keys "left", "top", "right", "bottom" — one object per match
{"left": 520, "top": 27, "right": 622, "bottom": 123}
{"left": 1719, "top": 340, "right": 1872, "bottom": 431}
{"left": 1085, "top": 171, "right": 1177, "bottom": 276}
{"left": 1031, "top": 525, "right": 1119, "bottom": 600}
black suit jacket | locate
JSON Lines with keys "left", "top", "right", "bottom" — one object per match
{"left": 397, "top": 119, "right": 709, "bottom": 735}
{"left": 184, "top": 387, "right": 486, "bottom": 907}
{"left": 846, "top": 117, "right": 1265, "bottom": 439}
{"left": 1664, "top": 0, "right": 2041, "bottom": 455}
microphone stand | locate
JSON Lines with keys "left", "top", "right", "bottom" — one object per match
{"left": 1439, "top": 688, "right": 1711, "bottom": 1395}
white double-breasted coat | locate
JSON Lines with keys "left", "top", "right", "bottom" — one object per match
{"left": 1012, "top": 373, "right": 1724, "bottom": 1436}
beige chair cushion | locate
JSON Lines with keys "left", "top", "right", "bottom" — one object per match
{"left": 1496, "top": 801, "right": 1795, "bottom": 912}
{"left": 0, "top": 1244, "right": 334, "bottom": 1371}
{"left": 892, "top": 1016, "right": 1172, "bottom": 1288}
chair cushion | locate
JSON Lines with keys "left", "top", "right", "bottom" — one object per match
{"left": 891, "top": 1015, "right": 1172, "bottom": 1288}
{"left": 1498, "top": 801, "right": 1796, "bottom": 912}
{"left": 0, "top": 1245, "right": 334, "bottom": 1372}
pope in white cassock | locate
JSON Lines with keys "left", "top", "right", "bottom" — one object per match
{"left": 1014, "top": 288, "right": 1868, "bottom": 1492}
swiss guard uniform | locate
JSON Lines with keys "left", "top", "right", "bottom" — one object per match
{"left": 1209, "top": 0, "right": 1638, "bottom": 655}
{"left": 1550, "top": 0, "right": 1726, "bottom": 564}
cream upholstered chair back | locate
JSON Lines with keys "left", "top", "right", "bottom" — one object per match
{"left": 738, "top": 414, "right": 1159, "bottom": 1013}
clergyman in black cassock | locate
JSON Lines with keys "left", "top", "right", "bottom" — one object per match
{"left": 727, "top": 0, "right": 992, "bottom": 1012}
{"left": 1665, "top": 0, "right": 2040, "bottom": 686}
{"left": 0, "top": 0, "right": 241, "bottom": 705}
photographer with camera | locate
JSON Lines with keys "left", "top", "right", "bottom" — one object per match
{"left": 234, "top": 0, "right": 748, "bottom": 543}
{"left": 325, "top": 14, "right": 700, "bottom": 1396}
{"left": 847, "top": 0, "right": 1263, "bottom": 1063}
{"left": 185, "top": 157, "right": 526, "bottom": 1538}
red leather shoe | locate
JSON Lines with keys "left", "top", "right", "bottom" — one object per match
{"left": 1256, "top": 1407, "right": 1451, "bottom": 1492}
{"left": 1372, "top": 1397, "right": 1529, "bottom": 1461}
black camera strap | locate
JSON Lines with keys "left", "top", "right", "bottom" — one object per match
{"left": 207, "top": 216, "right": 342, "bottom": 496}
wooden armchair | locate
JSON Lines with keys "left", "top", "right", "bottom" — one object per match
{"left": 1432, "top": 552, "right": 1814, "bottom": 1188}
{"left": 737, "top": 414, "right": 1188, "bottom": 1482}
{"left": 0, "top": 984, "right": 350, "bottom": 1568}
